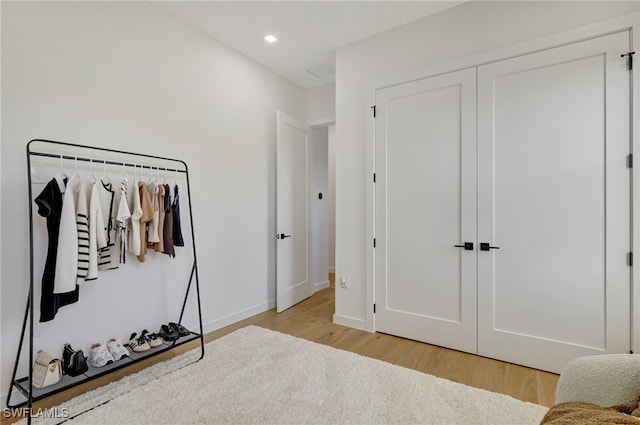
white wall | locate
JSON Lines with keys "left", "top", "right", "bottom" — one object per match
{"left": 0, "top": 1, "right": 307, "bottom": 405}
{"left": 328, "top": 125, "right": 336, "bottom": 274}
{"left": 334, "top": 1, "right": 640, "bottom": 329}
{"left": 305, "top": 83, "right": 336, "bottom": 126}
{"left": 309, "top": 126, "right": 329, "bottom": 291}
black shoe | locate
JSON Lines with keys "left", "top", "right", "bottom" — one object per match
{"left": 158, "top": 324, "right": 179, "bottom": 341}
{"left": 168, "top": 322, "right": 190, "bottom": 337}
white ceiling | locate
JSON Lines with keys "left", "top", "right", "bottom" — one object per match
{"left": 151, "top": 1, "right": 465, "bottom": 88}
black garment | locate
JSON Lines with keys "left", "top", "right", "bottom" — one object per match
{"left": 163, "top": 184, "right": 175, "bottom": 257}
{"left": 35, "top": 176, "right": 80, "bottom": 322}
{"left": 172, "top": 184, "right": 184, "bottom": 247}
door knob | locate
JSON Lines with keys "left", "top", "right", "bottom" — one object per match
{"left": 277, "top": 233, "right": 292, "bottom": 239}
{"left": 454, "top": 242, "right": 474, "bottom": 251}
{"left": 480, "top": 242, "right": 500, "bottom": 251}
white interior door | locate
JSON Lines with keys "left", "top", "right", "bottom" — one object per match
{"left": 374, "top": 68, "right": 478, "bottom": 354}
{"left": 477, "top": 31, "right": 631, "bottom": 373}
{"left": 277, "top": 111, "right": 312, "bottom": 313}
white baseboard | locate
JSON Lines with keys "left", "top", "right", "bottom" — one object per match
{"left": 313, "top": 280, "right": 330, "bottom": 292}
{"left": 333, "top": 314, "right": 367, "bottom": 331}
{"left": 202, "top": 299, "right": 276, "bottom": 335}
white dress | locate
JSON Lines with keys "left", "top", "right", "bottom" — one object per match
{"left": 53, "top": 173, "right": 79, "bottom": 293}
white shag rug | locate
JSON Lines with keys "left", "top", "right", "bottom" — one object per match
{"left": 22, "top": 326, "right": 549, "bottom": 425}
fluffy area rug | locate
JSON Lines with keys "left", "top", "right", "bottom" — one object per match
{"left": 22, "top": 326, "right": 549, "bottom": 424}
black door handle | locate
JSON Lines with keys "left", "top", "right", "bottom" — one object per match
{"left": 454, "top": 242, "right": 474, "bottom": 251}
{"left": 480, "top": 242, "right": 500, "bottom": 251}
{"left": 277, "top": 233, "right": 292, "bottom": 239}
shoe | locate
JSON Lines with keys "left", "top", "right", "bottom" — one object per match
{"left": 88, "top": 343, "right": 115, "bottom": 367}
{"left": 128, "top": 332, "right": 151, "bottom": 353}
{"left": 158, "top": 324, "right": 179, "bottom": 342}
{"left": 168, "top": 322, "right": 190, "bottom": 337}
{"left": 106, "top": 338, "right": 130, "bottom": 361}
{"left": 141, "top": 329, "right": 163, "bottom": 348}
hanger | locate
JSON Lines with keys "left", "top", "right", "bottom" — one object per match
{"left": 58, "top": 155, "right": 68, "bottom": 179}
{"left": 70, "top": 156, "right": 80, "bottom": 180}
{"left": 88, "top": 158, "right": 97, "bottom": 182}
{"left": 100, "top": 160, "right": 110, "bottom": 185}
{"left": 121, "top": 162, "right": 128, "bottom": 184}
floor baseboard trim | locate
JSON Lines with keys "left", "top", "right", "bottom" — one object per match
{"left": 313, "top": 280, "right": 330, "bottom": 292}
{"left": 203, "top": 299, "right": 276, "bottom": 334}
{"left": 333, "top": 314, "right": 367, "bottom": 331}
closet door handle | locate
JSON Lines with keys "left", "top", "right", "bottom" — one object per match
{"left": 277, "top": 233, "right": 292, "bottom": 240}
{"left": 480, "top": 242, "right": 500, "bottom": 251}
{"left": 454, "top": 242, "right": 474, "bottom": 251}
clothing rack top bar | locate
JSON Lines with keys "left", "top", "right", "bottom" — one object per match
{"left": 27, "top": 139, "right": 188, "bottom": 173}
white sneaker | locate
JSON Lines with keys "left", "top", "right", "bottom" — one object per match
{"left": 88, "top": 343, "right": 115, "bottom": 367}
{"left": 141, "top": 329, "right": 163, "bottom": 348}
{"left": 128, "top": 332, "right": 150, "bottom": 353}
{"left": 106, "top": 338, "right": 130, "bottom": 361}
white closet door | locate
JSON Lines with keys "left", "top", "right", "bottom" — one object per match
{"left": 477, "top": 31, "right": 631, "bottom": 373}
{"left": 375, "top": 68, "right": 477, "bottom": 354}
{"left": 276, "top": 111, "right": 312, "bottom": 313}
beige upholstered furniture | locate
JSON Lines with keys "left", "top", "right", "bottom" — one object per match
{"left": 555, "top": 354, "right": 640, "bottom": 407}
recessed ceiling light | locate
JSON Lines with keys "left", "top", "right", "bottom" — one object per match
{"left": 264, "top": 35, "right": 277, "bottom": 44}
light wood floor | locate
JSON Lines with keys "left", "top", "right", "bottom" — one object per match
{"left": 2, "top": 274, "right": 558, "bottom": 423}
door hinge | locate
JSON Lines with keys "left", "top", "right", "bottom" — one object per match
{"left": 371, "top": 105, "right": 376, "bottom": 118}
{"left": 373, "top": 303, "right": 376, "bottom": 314}
{"left": 621, "top": 51, "right": 635, "bottom": 70}
{"left": 373, "top": 238, "right": 376, "bottom": 248}
{"left": 373, "top": 173, "right": 376, "bottom": 183}
{"left": 628, "top": 153, "right": 633, "bottom": 168}
{"left": 629, "top": 252, "right": 633, "bottom": 266}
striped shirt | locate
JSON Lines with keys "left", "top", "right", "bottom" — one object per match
{"left": 75, "top": 180, "right": 93, "bottom": 284}
{"left": 116, "top": 178, "right": 131, "bottom": 264}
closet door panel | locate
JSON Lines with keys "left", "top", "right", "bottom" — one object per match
{"left": 477, "top": 31, "right": 631, "bottom": 373}
{"left": 375, "top": 68, "right": 477, "bottom": 354}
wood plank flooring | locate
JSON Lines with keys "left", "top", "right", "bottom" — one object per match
{"left": 2, "top": 274, "right": 558, "bottom": 424}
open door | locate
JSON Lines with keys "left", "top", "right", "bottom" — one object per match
{"left": 276, "top": 111, "right": 312, "bottom": 312}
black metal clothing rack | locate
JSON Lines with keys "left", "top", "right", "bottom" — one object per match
{"left": 5, "top": 139, "right": 205, "bottom": 423}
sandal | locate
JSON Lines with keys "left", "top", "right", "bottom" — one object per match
{"left": 169, "top": 322, "right": 190, "bottom": 337}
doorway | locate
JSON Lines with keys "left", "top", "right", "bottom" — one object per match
{"left": 276, "top": 111, "right": 334, "bottom": 312}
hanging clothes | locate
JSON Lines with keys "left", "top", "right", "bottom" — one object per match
{"left": 153, "top": 184, "right": 165, "bottom": 253}
{"left": 97, "top": 179, "right": 118, "bottom": 271}
{"left": 172, "top": 184, "right": 185, "bottom": 247}
{"left": 128, "top": 179, "right": 143, "bottom": 257}
{"left": 163, "top": 183, "right": 175, "bottom": 257}
{"left": 137, "top": 181, "right": 154, "bottom": 262}
{"left": 146, "top": 181, "right": 160, "bottom": 245}
{"left": 35, "top": 173, "right": 79, "bottom": 322}
{"left": 53, "top": 173, "right": 79, "bottom": 294}
{"left": 87, "top": 179, "right": 109, "bottom": 280}
{"left": 75, "top": 179, "right": 93, "bottom": 284}
{"left": 116, "top": 178, "right": 131, "bottom": 264}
